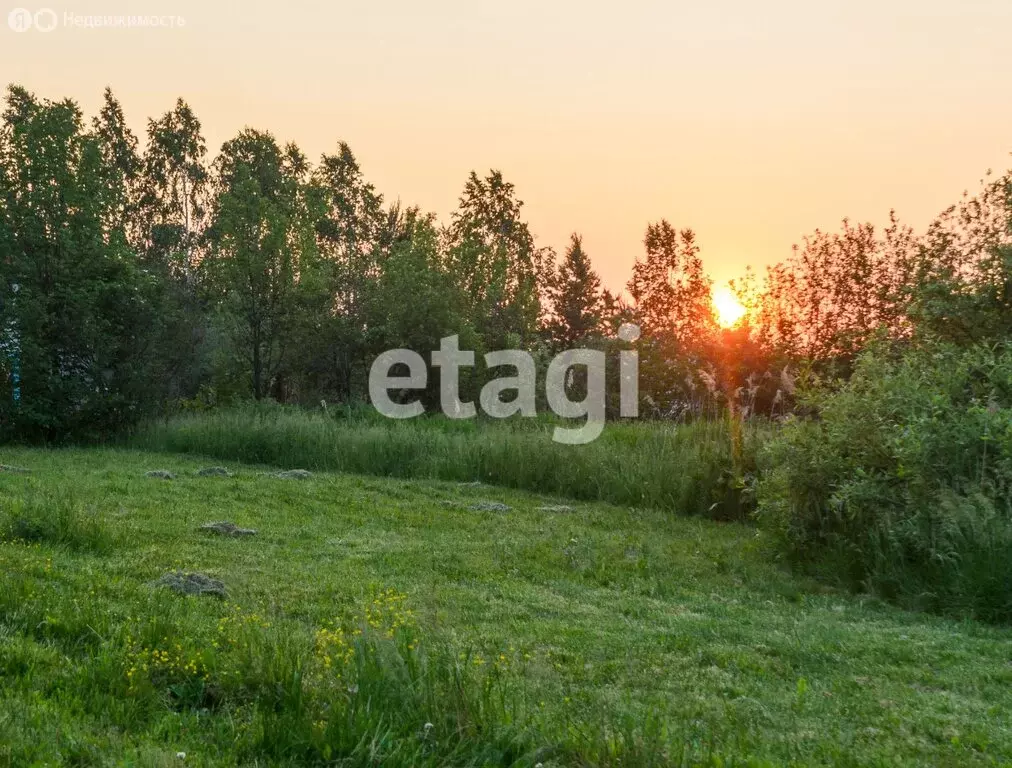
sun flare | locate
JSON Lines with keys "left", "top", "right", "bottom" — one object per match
{"left": 713, "top": 287, "right": 746, "bottom": 328}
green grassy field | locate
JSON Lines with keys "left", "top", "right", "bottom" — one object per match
{"left": 1, "top": 448, "right": 1011, "bottom": 766}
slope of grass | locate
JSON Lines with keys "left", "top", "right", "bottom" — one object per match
{"left": 133, "top": 408, "right": 766, "bottom": 520}
{"left": 0, "top": 447, "right": 1010, "bottom": 766}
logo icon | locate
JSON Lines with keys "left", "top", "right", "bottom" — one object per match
{"left": 34, "top": 8, "right": 56, "bottom": 31}
{"left": 8, "top": 8, "right": 57, "bottom": 32}
{"left": 8, "top": 8, "right": 33, "bottom": 31}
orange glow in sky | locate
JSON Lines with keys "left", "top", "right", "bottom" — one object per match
{"left": 3, "top": 1, "right": 1011, "bottom": 292}
{"left": 713, "top": 287, "right": 746, "bottom": 328}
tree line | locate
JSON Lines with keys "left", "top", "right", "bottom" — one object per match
{"left": 0, "top": 84, "right": 1009, "bottom": 440}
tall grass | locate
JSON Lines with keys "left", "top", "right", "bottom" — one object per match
{"left": 0, "top": 490, "right": 113, "bottom": 553}
{"left": 133, "top": 406, "right": 768, "bottom": 519}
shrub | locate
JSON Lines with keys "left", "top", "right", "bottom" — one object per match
{"left": 756, "top": 340, "right": 1012, "bottom": 622}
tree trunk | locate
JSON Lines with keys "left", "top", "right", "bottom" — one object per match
{"left": 252, "top": 335, "right": 262, "bottom": 400}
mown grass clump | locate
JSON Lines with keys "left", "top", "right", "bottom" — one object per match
{"left": 133, "top": 406, "right": 767, "bottom": 520}
{"left": 757, "top": 341, "right": 1012, "bottom": 622}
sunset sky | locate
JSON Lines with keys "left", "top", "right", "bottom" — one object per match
{"left": 3, "top": 0, "right": 1012, "bottom": 294}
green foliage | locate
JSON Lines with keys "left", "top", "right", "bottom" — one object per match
{"left": 0, "top": 86, "right": 161, "bottom": 441}
{"left": 627, "top": 222, "right": 717, "bottom": 412}
{"left": 201, "top": 130, "right": 323, "bottom": 400}
{"left": 911, "top": 245, "right": 1012, "bottom": 346}
{"left": 748, "top": 216, "right": 918, "bottom": 362}
{"left": 445, "top": 170, "right": 549, "bottom": 351}
{"left": 137, "top": 96, "right": 208, "bottom": 266}
{"left": 757, "top": 340, "right": 1012, "bottom": 621}
{"left": 545, "top": 234, "right": 612, "bottom": 349}
{"left": 3, "top": 81, "right": 1012, "bottom": 437}
{"left": 299, "top": 142, "right": 387, "bottom": 401}
{"left": 628, "top": 222, "right": 714, "bottom": 345}
{"left": 362, "top": 210, "right": 481, "bottom": 407}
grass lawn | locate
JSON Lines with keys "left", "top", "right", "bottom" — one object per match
{"left": 0, "top": 447, "right": 1010, "bottom": 766}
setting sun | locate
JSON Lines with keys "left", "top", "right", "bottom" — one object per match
{"left": 713, "top": 287, "right": 746, "bottom": 328}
